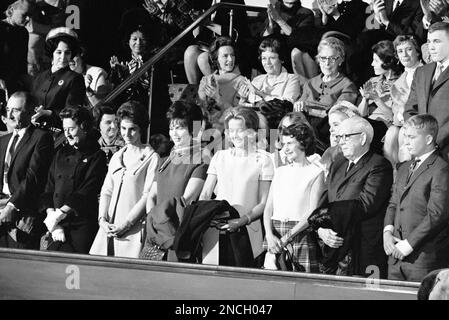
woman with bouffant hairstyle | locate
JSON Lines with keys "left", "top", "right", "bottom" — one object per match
{"left": 90, "top": 101, "right": 159, "bottom": 258}
{"left": 263, "top": 121, "right": 325, "bottom": 272}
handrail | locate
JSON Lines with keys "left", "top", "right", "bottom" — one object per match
{"left": 102, "top": 2, "right": 266, "bottom": 105}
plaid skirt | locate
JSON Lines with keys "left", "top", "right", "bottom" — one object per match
{"left": 263, "top": 219, "right": 319, "bottom": 273}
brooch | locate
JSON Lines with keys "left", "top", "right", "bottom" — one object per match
{"left": 58, "top": 80, "right": 64, "bottom": 86}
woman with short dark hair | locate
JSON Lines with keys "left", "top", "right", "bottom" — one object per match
{"left": 93, "top": 104, "right": 124, "bottom": 164}
{"left": 239, "top": 37, "right": 301, "bottom": 105}
{"left": 263, "top": 121, "right": 325, "bottom": 272}
{"left": 39, "top": 105, "right": 107, "bottom": 253}
{"left": 358, "top": 40, "right": 402, "bottom": 126}
{"left": 108, "top": 23, "right": 171, "bottom": 136}
{"left": 31, "top": 27, "right": 85, "bottom": 130}
{"left": 90, "top": 101, "right": 159, "bottom": 258}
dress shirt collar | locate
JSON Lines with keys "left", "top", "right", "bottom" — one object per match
{"left": 414, "top": 149, "right": 436, "bottom": 170}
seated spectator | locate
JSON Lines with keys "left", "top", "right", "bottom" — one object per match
{"left": 262, "top": 0, "right": 314, "bottom": 39}
{"left": 140, "top": 101, "right": 208, "bottom": 261}
{"left": 31, "top": 27, "right": 86, "bottom": 131}
{"left": 89, "top": 101, "right": 159, "bottom": 258}
{"left": 293, "top": 37, "right": 357, "bottom": 146}
{"left": 384, "top": 35, "right": 423, "bottom": 165}
{"left": 197, "top": 37, "right": 246, "bottom": 131}
{"left": 418, "top": 268, "right": 449, "bottom": 300}
{"left": 0, "top": 0, "right": 34, "bottom": 95}
{"left": 358, "top": 40, "right": 402, "bottom": 128}
{"left": 263, "top": 121, "right": 325, "bottom": 272}
{"left": 239, "top": 37, "right": 301, "bottom": 106}
{"left": 350, "top": 0, "right": 424, "bottom": 86}
{"left": 384, "top": 115, "right": 449, "bottom": 282}
{"left": 0, "top": 91, "right": 54, "bottom": 250}
{"left": 70, "top": 46, "right": 110, "bottom": 107}
{"left": 39, "top": 105, "right": 107, "bottom": 253}
{"left": 183, "top": 0, "right": 252, "bottom": 84}
{"left": 314, "top": 0, "right": 368, "bottom": 39}
{"left": 108, "top": 22, "right": 171, "bottom": 136}
{"left": 199, "top": 107, "right": 274, "bottom": 266}
{"left": 92, "top": 104, "right": 124, "bottom": 164}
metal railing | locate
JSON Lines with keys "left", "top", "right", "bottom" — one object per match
{"left": 102, "top": 2, "right": 265, "bottom": 106}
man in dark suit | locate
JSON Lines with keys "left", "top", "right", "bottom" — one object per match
{"left": 384, "top": 114, "right": 449, "bottom": 282}
{"left": 404, "top": 22, "right": 449, "bottom": 161}
{"left": 373, "top": 0, "right": 425, "bottom": 41}
{"left": 319, "top": 116, "right": 393, "bottom": 278}
{"left": 0, "top": 91, "right": 54, "bottom": 249}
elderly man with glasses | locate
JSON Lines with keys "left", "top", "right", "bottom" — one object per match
{"left": 316, "top": 116, "right": 393, "bottom": 278}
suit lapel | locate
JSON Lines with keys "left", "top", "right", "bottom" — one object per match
{"left": 10, "top": 126, "right": 32, "bottom": 168}
{"left": 0, "top": 133, "right": 11, "bottom": 190}
{"left": 336, "top": 152, "right": 371, "bottom": 193}
{"left": 431, "top": 66, "right": 449, "bottom": 93}
{"left": 400, "top": 152, "right": 438, "bottom": 202}
{"left": 425, "top": 64, "right": 436, "bottom": 112}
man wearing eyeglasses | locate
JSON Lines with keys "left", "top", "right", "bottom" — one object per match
{"left": 384, "top": 114, "right": 449, "bottom": 282}
{"left": 318, "top": 116, "right": 393, "bottom": 278}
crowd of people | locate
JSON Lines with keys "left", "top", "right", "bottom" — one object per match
{"left": 2, "top": 0, "right": 449, "bottom": 287}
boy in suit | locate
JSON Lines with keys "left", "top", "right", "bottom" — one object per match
{"left": 384, "top": 114, "right": 449, "bottom": 282}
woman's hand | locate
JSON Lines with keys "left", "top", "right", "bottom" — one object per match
{"left": 266, "top": 233, "right": 282, "bottom": 254}
{"left": 110, "top": 56, "right": 126, "bottom": 69}
{"left": 204, "top": 83, "right": 220, "bottom": 101}
{"left": 317, "top": 227, "right": 344, "bottom": 248}
{"left": 221, "top": 217, "right": 246, "bottom": 233}
{"left": 99, "top": 218, "right": 115, "bottom": 237}
{"left": 109, "top": 220, "right": 133, "bottom": 238}
{"left": 238, "top": 81, "right": 251, "bottom": 99}
{"left": 293, "top": 100, "right": 306, "bottom": 112}
{"left": 31, "top": 105, "right": 52, "bottom": 125}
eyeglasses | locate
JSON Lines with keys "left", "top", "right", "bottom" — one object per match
{"left": 318, "top": 55, "right": 340, "bottom": 63}
{"left": 335, "top": 132, "right": 363, "bottom": 142}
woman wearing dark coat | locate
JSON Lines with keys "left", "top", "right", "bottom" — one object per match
{"left": 31, "top": 27, "right": 85, "bottom": 131}
{"left": 39, "top": 105, "right": 107, "bottom": 253}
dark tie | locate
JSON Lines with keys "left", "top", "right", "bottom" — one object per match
{"left": 8, "top": 133, "right": 19, "bottom": 161}
{"left": 406, "top": 158, "right": 421, "bottom": 184}
{"left": 346, "top": 161, "right": 355, "bottom": 175}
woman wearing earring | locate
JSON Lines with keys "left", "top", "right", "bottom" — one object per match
{"left": 238, "top": 37, "right": 301, "bottom": 106}
{"left": 39, "top": 105, "right": 107, "bottom": 253}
